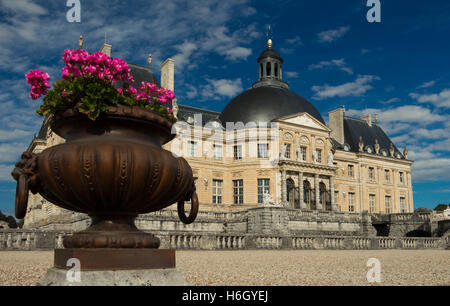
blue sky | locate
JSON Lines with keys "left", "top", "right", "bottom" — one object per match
{"left": 0, "top": 0, "right": 449, "bottom": 216}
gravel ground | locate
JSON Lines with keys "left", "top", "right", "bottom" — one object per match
{"left": 0, "top": 250, "right": 448, "bottom": 286}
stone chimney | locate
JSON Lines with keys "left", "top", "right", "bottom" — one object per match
{"left": 361, "top": 114, "right": 372, "bottom": 127}
{"left": 161, "top": 58, "right": 175, "bottom": 91}
{"left": 329, "top": 108, "right": 345, "bottom": 144}
{"left": 99, "top": 43, "right": 112, "bottom": 57}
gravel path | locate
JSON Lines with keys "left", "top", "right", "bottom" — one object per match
{"left": 0, "top": 250, "right": 448, "bottom": 286}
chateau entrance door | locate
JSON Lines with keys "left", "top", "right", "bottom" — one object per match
{"left": 286, "top": 178, "right": 297, "bottom": 208}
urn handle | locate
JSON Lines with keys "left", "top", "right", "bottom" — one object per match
{"left": 11, "top": 152, "right": 41, "bottom": 219}
{"left": 177, "top": 190, "right": 199, "bottom": 225}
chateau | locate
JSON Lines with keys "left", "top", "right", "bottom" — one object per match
{"left": 22, "top": 39, "right": 414, "bottom": 230}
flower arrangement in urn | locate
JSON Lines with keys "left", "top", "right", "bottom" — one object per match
{"left": 26, "top": 49, "right": 176, "bottom": 123}
{"left": 13, "top": 48, "right": 198, "bottom": 249}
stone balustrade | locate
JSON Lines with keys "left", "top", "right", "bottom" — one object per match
{"left": 0, "top": 229, "right": 445, "bottom": 251}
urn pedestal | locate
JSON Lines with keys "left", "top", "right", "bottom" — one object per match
{"left": 12, "top": 106, "right": 198, "bottom": 286}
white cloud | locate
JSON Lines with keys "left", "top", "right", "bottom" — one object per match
{"left": 0, "top": 164, "right": 14, "bottom": 182}
{"left": 380, "top": 97, "right": 400, "bottom": 104}
{"left": 412, "top": 158, "right": 450, "bottom": 182}
{"left": 201, "top": 78, "right": 243, "bottom": 100}
{"left": 409, "top": 89, "right": 450, "bottom": 108}
{"left": 318, "top": 26, "right": 350, "bottom": 43}
{"left": 417, "top": 80, "right": 436, "bottom": 89}
{"left": 0, "top": 0, "right": 47, "bottom": 16}
{"left": 0, "top": 142, "right": 28, "bottom": 163}
{"left": 172, "top": 41, "right": 198, "bottom": 70}
{"left": 346, "top": 105, "right": 445, "bottom": 124}
{"left": 284, "top": 72, "right": 299, "bottom": 78}
{"left": 223, "top": 47, "right": 252, "bottom": 61}
{"left": 286, "top": 36, "right": 303, "bottom": 46}
{"left": 312, "top": 75, "right": 379, "bottom": 100}
{"left": 308, "top": 58, "right": 353, "bottom": 75}
{"left": 0, "top": 129, "right": 33, "bottom": 141}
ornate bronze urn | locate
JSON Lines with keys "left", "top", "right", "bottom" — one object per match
{"left": 12, "top": 105, "right": 198, "bottom": 249}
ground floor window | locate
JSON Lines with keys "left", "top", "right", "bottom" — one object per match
{"left": 257, "top": 179, "right": 270, "bottom": 204}
{"left": 369, "top": 194, "right": 375, "bottom": 213}
{"left": 400, "top": 197, "right": 406, "bottom": 213}
{"left": 233, "top": 180, "right": 244, "bottom": 205}
{"left": 385, "top": 196, "right": 391, "bottom": 213}
{"left": 212, "top": 179, "right": 223, "bottom": 204}
{"left": 348, "top": 192, "right": 355, "bottom": 212}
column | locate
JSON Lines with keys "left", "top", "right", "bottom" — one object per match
{"left": 315, "top": 174, "right": 322, "bottom": 210}
{"left": 330, "top": 176, "right": 336, "bottom": 211}
{"left": 281, "top": 170, "right": 287, "bottom": 204}
{"left": 298, "top": 172, "right": 306, "bottom": 209}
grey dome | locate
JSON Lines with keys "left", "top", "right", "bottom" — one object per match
{"left": 219, "top": 86, "right": 325, "bottom": 124}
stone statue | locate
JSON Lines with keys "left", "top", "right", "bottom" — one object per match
{"left": 389, "top": 143, "right": 395, "bottom": 157}
{"left": 263, "top": 191, "right": 274, "bottom": 206}
{"left": 358, "top": 136, "right": 364, "bottom": 152}
{"left": 403, "top": 145, "right": 408, "bottom": 159}
{"left": 280, "top": 144, "right": 287, "bottom": 160}
{"left": 312, "top": 150, "right": 318, "bottom": 164}
{"left": 374, "top": 139, "right": 380, "bottom": 154}
{"left": 327, "top": 150, "right": 334, "bottom": 166}
{"left": 172, "top": 100, "right": 179, "bottom": 119}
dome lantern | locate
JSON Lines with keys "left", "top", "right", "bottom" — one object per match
{"left": 254, "top": 39, "right": 289, "bottom": 90}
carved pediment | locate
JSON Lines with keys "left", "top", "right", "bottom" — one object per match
{"left": 278, "top": 113, "right": 330, "bottom": 131}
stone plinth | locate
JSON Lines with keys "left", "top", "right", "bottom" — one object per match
{"left": 38, "top": 267, "right": 187, "bottom": 286}
{"left": 38, "top": 248, "right": 188, "bottom": 286}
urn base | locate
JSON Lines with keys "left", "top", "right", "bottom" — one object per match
{"left": 37, "top": 248, "right": 188, "bottom": 286}
{"left": 63, "top": 215, "right": 160, "bottom": 249}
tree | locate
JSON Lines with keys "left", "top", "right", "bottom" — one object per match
{"left": 415, "top": 207, "right": 431, "bottom": 213}
{"left": 5, "top": 216, "right": 17, "bottom": 229}
{"left": 434, "top": 204, "right": 450, "bottom": 211}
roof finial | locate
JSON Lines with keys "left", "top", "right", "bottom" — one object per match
{"left": 78, "top": 35, "right": 83, "bottom": 49}
{"left": 148, "top": 54, "right": 152, "bottom": 66}
{"left": 266, "top": 25, "right": 273, "bottom": 49}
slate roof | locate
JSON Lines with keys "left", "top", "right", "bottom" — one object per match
{"left": 219, "top": 86, "right": 325, "bottom": 125}
{"left": 178, "top": 105, "right": 220, "bottom": 127}
{"left": 337, "top": 116, "right": 405, "bottom": 159}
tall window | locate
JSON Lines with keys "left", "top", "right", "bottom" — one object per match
{"left": 258, "top": 144, "right": 269, "bottom": 159}
{"left": 213, "top": 144, "right": 222, "bottom": 160}
{"left": 399, "top": 172, "right": 404, "bottom": 184}
{"left": 369, "top": 167, "right": 375, "bottom": 182}
{"left": 187, "top": 141, "right": 196, "bottom": 157}
{"left": 257, "top": 179, "right": 270, "bottom": 204}
{"left": 385, "top": 196, "right": 391, "bottom": 213}
{"left": 299, "top": 146, "right": 307, "bottom": 161}
{"left": 212, "top": 179, "right": 223, "bottom": 204}
{"left": 369, "top": 194, "right": 376, "bottom": 213}
{"left": 315, "top": 149, "right": 322, "bottom": 163}
{"left": 385, "top": 170, "right": 391, "bottom": 183}
{"left": 233, "top": 180, "right": 244, "bottom": 205}
{"left": 284, "top": 144, "right": 291, "bottom": 159}
{"left": 234, "top": 145, "right": 242, "bottom": 160}
{"left": 348, "top": 165, "right": 354, "bottom": 177}
{"left": 348, "top": 192, "right": 355, "bottom": 212}
{"left": 400, "top": 197, "right": 406, "bottom": 213}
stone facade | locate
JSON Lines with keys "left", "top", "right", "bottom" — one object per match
{"left": 22, "top": 41, "right": 414, "bottom": 236}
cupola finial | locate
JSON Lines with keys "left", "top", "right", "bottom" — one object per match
{"left": 78, "top": 35, "right": 83, "bottom": 49}
{"left": 266, "top": 25, "right": 273, "bottom": 49}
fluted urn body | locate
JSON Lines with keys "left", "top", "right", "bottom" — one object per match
{"left": 13, "top": 105, "right": 198, "bottom": 248}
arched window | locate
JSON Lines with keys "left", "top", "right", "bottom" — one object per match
{"left": 266, "top": 61, "right": 271, "bottom": 77}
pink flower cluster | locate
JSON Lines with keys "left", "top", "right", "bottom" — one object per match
{"left": 25, "top": 70, "right": 51, "bottom": 100}
{"left": 136, "top": 82, "right": 176, "bottom": 113}
{"left": 61, "top": 49, "right": 133, "bottom": 84}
